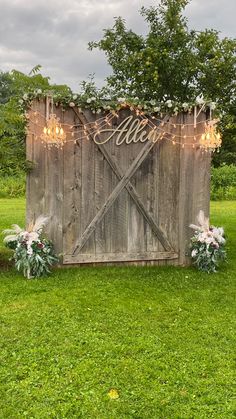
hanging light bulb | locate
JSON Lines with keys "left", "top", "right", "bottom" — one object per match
{"left": 199, "top": 120, "right": 222, "bottom": 152}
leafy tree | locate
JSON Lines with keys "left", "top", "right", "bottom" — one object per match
{"left": 0, "top": 71, "right": 15, "bottom": 104}
{"left": 89, "top": 0, "right": 236, "bottom": 109}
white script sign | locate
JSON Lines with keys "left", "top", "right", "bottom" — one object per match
{"left": 94, "top": 115, "right": 159, "bottom": 145}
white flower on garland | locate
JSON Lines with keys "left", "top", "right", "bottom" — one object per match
{"left": 154, "top": 106, "right": 160, "bottom": 112}
{"left": 69, "top": 102, "right": 75, "bottom": 107}
{"left": 182, "top": 102, "right": 189, "bottom": 110}
{"left": 117, "top": 97, "right": 126, "bottom": 103}
{"left": 86, "top": 98, "right": 92, "bottom": 104}
{"left": 166, "top": 100, "right": 173, "bottom": 108}
{"left": 210, "top": 102, "right": 216, "bottom": 110}
{"left": 73, "top": 94, "right": 78, "bottom": 100}
{"left": 196, "top": 94, "right": 205, "bottom": 105}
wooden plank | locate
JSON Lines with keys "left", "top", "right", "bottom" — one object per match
{"left": 79, "top": 110, "right": 96, "bottom": 253}
{"left": 26, "top": 100, "right": 45, "bottom": 226}
{"left": 62, "top": 109, "right": 77, "bottom": 257}
{"left": 64, "top": 251, "right": 178, "bottom": 264}
{"left": 158, "top": 116, "right": 180, "bottom": 266}
{"left": 73, "top": 115, "right": 169, "bottom": 255}
{"left": 44, "top": 103, "right": 64, "bottom": 254}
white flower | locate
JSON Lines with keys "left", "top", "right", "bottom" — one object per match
{"left": 86, "top": 98, "right": 92, "bottom": 104}
{"left": 196, "top": 95, "right": 205, "bottom": 105}
{"left": 69, "top": 102, "right": 75, "bottom": 107}
{"left": 73, "top": 94, "right": 78, "bottom": 100}
{"left": 36, "top": 89, "right": 42, "bottom": 94}
{"left": 191, "top": 249, "right": 198, "bottom": 257}
{"left": 96, "top": 109, "right": 101, "bottom": 114}
{"left": 90, "top": 97, "right": 96, "bottom": 101}
{"left": 154, "top": 106, "right": 160, "bottom": 112}
{"left": 105, "top": 105, "right": 111, "bottom": 110}
{"left": 212, "top": 227, "right": 225, "bottom": 244}
{"left": 210, "top": 102, "right": 216, "bottom": 110}
{"left": 166, "top": 100, "right": 172, "bottom": 108}
{"left": 23, "top": 93, "right": 28, "bottom": 100}
{"left": 117, "top": 97, "right": 126, "bottom": 103}
{"left": 182, "top": 102, "right": 189, "bottom": 110}
{"left": 18, "top": 99, "right": 23, "bottom": 105}
{"left": 150, "top": 99, "right": 156, "bottom": 106}
{"left": 27, "top": 246, "right": 33, "bottom": 256}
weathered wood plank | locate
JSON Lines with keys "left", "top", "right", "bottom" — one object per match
{"left": 62, "top": 109, "right": 77, "bottom": 257}
{"left": 44, "top": 103, "right": 64, "bottom": 254}
{"left": 64, "top": 251, "right": 178, "bottom": 264}
{"left": 26, "top": 100, "right": 45, "bottom": 226}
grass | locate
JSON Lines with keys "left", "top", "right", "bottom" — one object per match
{"left": 0, "top": 199, "right": 235, "bottom": 418}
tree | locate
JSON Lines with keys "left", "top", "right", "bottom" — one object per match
{"left": 89, "top": 0, "right": 236, "bottom": 110}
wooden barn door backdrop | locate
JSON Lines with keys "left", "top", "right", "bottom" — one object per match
{"left": 26, "top": 100, "right": 211, "bottom": 266}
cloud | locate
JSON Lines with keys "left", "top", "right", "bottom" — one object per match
{"left": 0, "top": 0, "right": 235, "bottom": 90}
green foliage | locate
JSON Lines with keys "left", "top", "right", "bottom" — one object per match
{"left": 89, "top": 0, "right": 236, "bottom": 108}
{"left": 211, "top": 164, "right": 236, "bottom": 200}
{"left": 212, "top": 101, "right": 236, "bottom": 167}
{"left": 11, "top": 238, "right": 58, "bottom": 278}
{"left": 0, "top": 199, "right": 235, "bottom": 417}
{"left": 0, "top": 71, "right": 15, "bottom": 104}
{"left": 0, "top": 175, "right": 25, "bottom": 198}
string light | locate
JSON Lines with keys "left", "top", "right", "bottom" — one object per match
{"left": 26, "top": 102, "right": 222, "bottom": 152}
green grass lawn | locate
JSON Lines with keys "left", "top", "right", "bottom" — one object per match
{"left": 0, "top": 199, "right": 235, "bottom": 418}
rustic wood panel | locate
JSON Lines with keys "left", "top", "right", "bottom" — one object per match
{"left": 26, "top": 103, "right": 211, "bottom": 267}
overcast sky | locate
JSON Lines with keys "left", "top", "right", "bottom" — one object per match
{"left": 0, "top": 0, "right": 235, "bottom": 91}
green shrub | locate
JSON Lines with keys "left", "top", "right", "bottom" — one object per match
{"left": 211, "top": 164, "right": 236, "bottom": 200}
{"left": 0, "top": 175, "right": 25, "bottom": 198}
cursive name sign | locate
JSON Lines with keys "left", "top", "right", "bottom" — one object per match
{"left": 94, "top": 115, "right": 159, "bottom": 146}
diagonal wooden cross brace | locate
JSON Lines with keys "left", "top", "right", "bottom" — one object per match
{"left": 72, "top": 111, "right": 172, "bottom": 255}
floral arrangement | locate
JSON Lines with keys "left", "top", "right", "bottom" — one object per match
{"left": 3, "top": 216, "right": 58, "bottom": 279}
{"left": 189, "top": 211, "right": 226, "bottom": 273}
